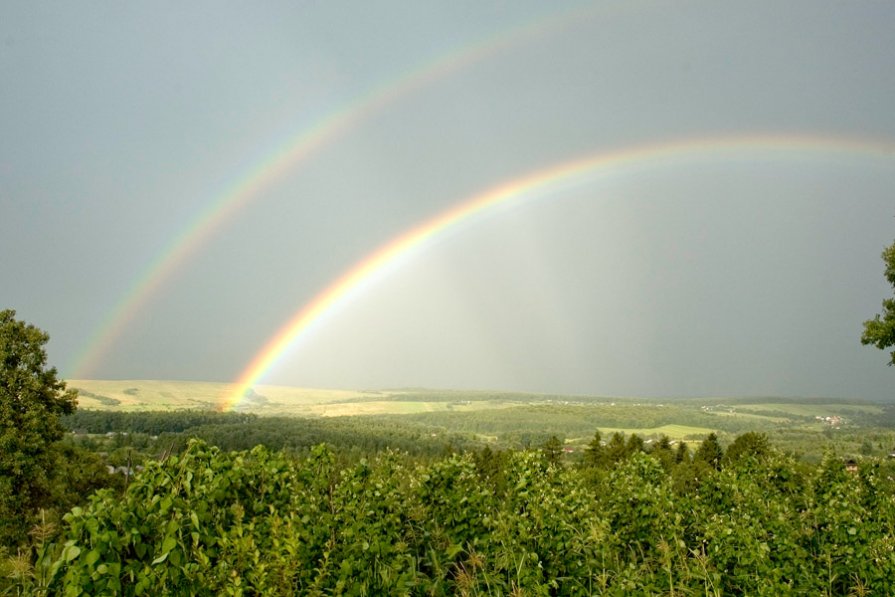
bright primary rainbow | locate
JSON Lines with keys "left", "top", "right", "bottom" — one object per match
{"left": 66, "top": 4, "right": 597, "bottom": 379}
{"left": 222, "top": 132, "right": 895, "bottom": 410}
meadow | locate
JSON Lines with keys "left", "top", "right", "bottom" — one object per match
{"left": 6, "top": 378, "right": 895, "bottom": 594}
{"left": 68, "top": 379, "right": 894, "bottom": 459}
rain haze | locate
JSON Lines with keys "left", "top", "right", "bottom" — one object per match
{"left": 3, "top": 1, "right": 895, "bottom": 400}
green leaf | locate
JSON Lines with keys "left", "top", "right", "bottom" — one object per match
{"left": 63, "top": 543, "right": 81, "bottom": 562}
{"left": 151, "top": 536, "right": 178, "bottom": 565}
{"left": 161, "top": 536, "right": 177, "bottom": 553}
{"left": 151, "top": 551, "right": 169, "bottom": 565}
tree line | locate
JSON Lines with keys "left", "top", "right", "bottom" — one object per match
{"left": 10, "top": 434, "right": 895, "bottom": 595}
{"left": 3, "top": 232, "right": 895, "bottom": 597}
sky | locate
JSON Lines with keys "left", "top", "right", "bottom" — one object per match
{"left": 3, "top": 1, "right": 895, "bottom": 401}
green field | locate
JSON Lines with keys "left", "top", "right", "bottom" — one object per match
{"left": 69, "top": 379, "right": 895, "bottom": 452}
{"left": 580, "top": 424, "right": 717, "bottom": 441}
{"left": 733, "top": 402, "right": 883, "bottom": 417}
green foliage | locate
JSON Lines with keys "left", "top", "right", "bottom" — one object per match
{"left": 862, "top": 240, "right": 895, "bottom": 365}
{"left": 377, "top": 401, "right": 755, "bottom": 441}
{"left": 540, "top": 435, "right": 564, "bottom": 467}
{"left": 651, "top": 435, "right": 676, "bottom": 472}
{"left": 0, "top": 309, "right": 78, "bottom": 547}
{"left": 47, "top": 443, "right": 124, "bottom": 517}
{"left": 63, "top": 409, "right": 474, "bottom": 457}
{"left": 583, "top": 430, "right": 605, "bottom": 468}
{"left": 16, "top": 432, "right": 891, "bottom": 595}
{"left": 694, "top": 432, "right": 724, "bottom": 470}
{"left": 50, "top": 440, "right": 311, "bottom": 594}
{"left": 66, "top": 391, "right": 895, "bottom": 465}
{"left": 722, "top": 431, "right": 770, "bottom": 466}
{"left": 605, "top": 431, "right": 629, "bottom": 465}
{"left": 73, "top": 391, "right": 121, "bottom": 407}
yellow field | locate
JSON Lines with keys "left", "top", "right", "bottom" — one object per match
{"left": 69, "top": 379, "right": 376, "bottom": 414}
{"left": 69, "top": 380, "right": 523, "bottom": 417}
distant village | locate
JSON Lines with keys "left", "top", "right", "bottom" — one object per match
{"left": 815, "top": 415, "right": 843, "bottom": 428}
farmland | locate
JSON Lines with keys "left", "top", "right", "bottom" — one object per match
{"left": 7, "top": 376, "right": 895, "bottom": 594}
{"left": 67, "top": 379, "right": 895, "bottom": 458}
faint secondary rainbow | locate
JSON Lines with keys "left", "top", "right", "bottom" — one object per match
{"left": 66, "top": 3, "right": 600, "bottom": 379}
{"left": 223, "top": 132, "right": 895, "bottom": 409}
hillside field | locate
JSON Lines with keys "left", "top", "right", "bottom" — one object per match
{"left": 68, "top": 379, "right": 891, "bottom": 448}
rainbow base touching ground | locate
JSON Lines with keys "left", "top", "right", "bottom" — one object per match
{"left": 221, "top": 132, "right": 895, "bottom": 410}
{"left": 66, "top": 3, "right": 599, "bottom": 381}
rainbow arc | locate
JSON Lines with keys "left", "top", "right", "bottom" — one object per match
{"left": 66, "top": 4, "right": 597, "bottom": 379}
{"left": 222, "top": 132, "right": 895, "bottom": 410}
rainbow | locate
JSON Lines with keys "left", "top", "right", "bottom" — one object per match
{"left": 223, "top": 132, "right": 895, "bottom": 409}
{"left": 66, "top": 3, "right": 598, "bottom": 379}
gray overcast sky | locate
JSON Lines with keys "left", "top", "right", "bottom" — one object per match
{"left": 3, "top": 1, "right": 895, "bottom": 399}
